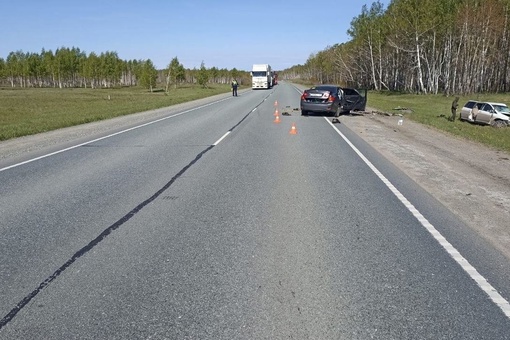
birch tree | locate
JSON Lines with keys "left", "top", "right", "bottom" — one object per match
{"left": 197, "top": 61, "right": 209, "bottom": 88}
{"left": 0, "top": 58, "right": 5, "bottom": 83}
{"left": 348, "top": 1, "right": 386, "bottom": 90}
{"left": 165, "top": 57, "right": 185, "bottom": 92}
{"left": 139, "top": 59, "right": 158, "bottom": 92}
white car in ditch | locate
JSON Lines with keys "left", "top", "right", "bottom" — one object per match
{"left": 459, "top": 100, "right": 510, "bottom": 127}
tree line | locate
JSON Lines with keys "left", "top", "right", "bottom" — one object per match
{"left": 281, "top": 0, "right": 510, "bottom": 95}
{"left": 0, "top": 47, "right": 249, "bottom": 91}
{"left": 10, "top": 0, "right": 504, "bottom": 95}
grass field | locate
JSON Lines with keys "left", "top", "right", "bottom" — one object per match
{"left": 0, "top": 84, "right": 232, "bottom": 141}
{"left": 367, "top": 91, "right": 510, "bottom": 153}
{"left": 1, "top": 84, "right": 509, "bottom": 153}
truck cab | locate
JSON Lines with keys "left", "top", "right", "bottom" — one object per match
{"left": 251, "top": 64, "right": 272, "bottom": 89}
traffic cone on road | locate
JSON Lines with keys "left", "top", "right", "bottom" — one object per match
{"left": 274, "top": 100, "right": 278, "bottom": 107}
{"left": 289, "top": 123, "right": 297, "bottom": 134}
{"left": 273, "top": 114, "right": 281, "bottom": 124}
{"left": 273, "top": 108, "right": 279, "bottom": 116}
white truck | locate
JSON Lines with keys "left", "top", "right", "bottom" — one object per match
{"left": 251, "top": 64, "right": 272, "bottom": 89}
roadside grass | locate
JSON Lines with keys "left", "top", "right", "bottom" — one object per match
{"left": 367, "top": 91, "right": 510, "bottom": 153}
{"left": 2, "top": 83, "right": 510, "bottom": 154}
{"left": 0, "top": 84, "right": 232, "bottom": 141}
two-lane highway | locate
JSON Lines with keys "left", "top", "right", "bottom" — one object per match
{"left": 1, "top": 82, "right": 510, "bottom": 339}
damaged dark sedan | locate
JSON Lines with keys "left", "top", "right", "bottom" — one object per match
{"left": 300, "top": 85, "right": 367, "bottom": 116}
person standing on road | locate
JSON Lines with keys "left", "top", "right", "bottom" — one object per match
{"left": 451, "top": 96, "right": 459, "bottom": 121}
{"left": 231, "top": 79, "right": 238, "bottom": 97}
{"left": 332, "top": 88, "right": 344, "bottom": 124}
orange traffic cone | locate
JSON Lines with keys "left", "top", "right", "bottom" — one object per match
{"left": 273, "top": 108, "right": 279, "bottom": 116}
{"left": 274, "top": 100, "right": 278, "bottom": 107}
{"left": 273, "top": 115, "right": 281, "bottom": 124}
{"left": 289, "top": 123, "right": 297, "bottom": 134}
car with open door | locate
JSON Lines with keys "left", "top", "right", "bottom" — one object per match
{"left": 459, "top": 100, "right": 509, "bottom": 127}
{"left": 300, "top": 85, "right": 366, "bottom": 116}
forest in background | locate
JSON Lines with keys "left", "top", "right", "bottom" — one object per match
{"left": 2, "top": 0, "right": 510, "bottom": 95}
{"left": 0, "top": 49, "right": 249, "bottom": 92}
{"left": 281, "top": 0, "right": 510, "bottom": 95}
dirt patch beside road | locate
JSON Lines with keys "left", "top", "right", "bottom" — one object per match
{"left": 340, "top": 111, "right": 510, "bottom": 260}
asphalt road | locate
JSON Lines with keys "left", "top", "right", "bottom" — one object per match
{"left": 1, "top": 83, "right": 510, "bottom": 339}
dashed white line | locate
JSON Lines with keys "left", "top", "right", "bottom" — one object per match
{"left": 0, "top": 96, "right": 232, "bottom": 173}
{"left": 213, "top": 132, "right": 231, "bottom": 146}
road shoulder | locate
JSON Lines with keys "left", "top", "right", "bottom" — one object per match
{"left": 340, "top": 112, "right": 510, "bottom": 260}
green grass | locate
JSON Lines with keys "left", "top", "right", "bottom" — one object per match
{"left": 0, "top": 84, "right": 232, "bottom": 141}
{"left": 2, "top": 84, "right": 510, "bottom": 153}
{"left": 367, "top": 91, "right": 510, "bottom": 153}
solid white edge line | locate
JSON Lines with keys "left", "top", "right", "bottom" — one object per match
{"left": 324, "top": 117, "right": 510, "bottom": 319}
{"left": 0, "top": 96, "right": 232, "bottom": 173}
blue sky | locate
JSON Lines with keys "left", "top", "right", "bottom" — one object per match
{"left": 2, "top": 0, "right": 389, "bottom": 71}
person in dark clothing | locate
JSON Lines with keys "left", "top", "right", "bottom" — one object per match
{"left": 451, "top": 96, "right": 459, "bottom": 121}
{"left": 231, "top": 79, "right": 238, "bottom": 96}
{"left": 332, "top": 89, "right": 344, "bottom": 123}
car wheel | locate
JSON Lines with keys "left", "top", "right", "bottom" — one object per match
{"left": 301, "top": 110, "right": 308, "bottom": 116}
{"left": 491, "top": 120, "right": 507, "bottom": 128}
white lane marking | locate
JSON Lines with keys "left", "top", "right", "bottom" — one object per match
{"left": 0, "top": 97, "right": 232, "bottom": 173}
{"left": 213, "top": 132, "right": 230, "bottom": 146}
{"left": 324, "top": 117, "right": 510, "bottom": 319}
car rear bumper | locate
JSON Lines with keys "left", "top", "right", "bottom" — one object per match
{"left": 301, "top": 102, "right": 336, "bottom": 113}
